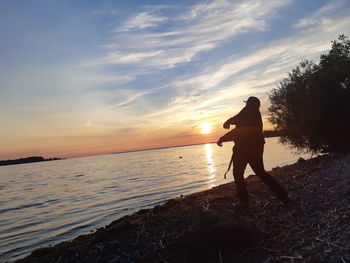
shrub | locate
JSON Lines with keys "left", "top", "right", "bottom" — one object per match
{"left": 268, "top": 35, "right": 350, "bottom": 153}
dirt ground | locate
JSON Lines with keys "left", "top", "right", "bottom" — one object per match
{"left": 16, "top": 153, "right": 350, "bottom": 263}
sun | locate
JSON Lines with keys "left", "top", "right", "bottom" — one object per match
{"left": 200, "top": 122, "right": 212, "bottom": 134}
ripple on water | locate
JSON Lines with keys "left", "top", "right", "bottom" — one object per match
{"left": 0, "top": 202, "right": 45, "bottom": 214}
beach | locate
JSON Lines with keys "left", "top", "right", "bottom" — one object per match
{"left": 16, "top": 153, "right": 350, "bottom": 263}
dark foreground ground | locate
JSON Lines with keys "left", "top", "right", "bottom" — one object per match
{"left": 16, "top": 154, "right": 350, "bottom": 263}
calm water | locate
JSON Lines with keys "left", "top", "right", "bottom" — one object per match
{"left": 0, "top": 138, "right": 310, "bottom": 262}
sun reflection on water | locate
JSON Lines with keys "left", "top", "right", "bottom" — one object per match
{"left": 205, "top": 143, "right": 217, "bottom": 188}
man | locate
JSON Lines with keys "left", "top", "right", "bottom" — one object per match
{"left": 221, "top": 96, "right": 289, "bottom": 207}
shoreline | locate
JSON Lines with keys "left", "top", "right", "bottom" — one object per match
{"left": 16, "top": 153, "right": 350, "bottom": 262}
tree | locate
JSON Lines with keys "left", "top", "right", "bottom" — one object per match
{"left": 268, "top": 34, "right": 350, "bottom": 153}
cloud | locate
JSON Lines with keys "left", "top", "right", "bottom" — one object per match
{"left": 294, "top": 0, "right": 345, "bottom": 28}
{"left": 90, "top": 10, "right": 120, "bottom": 16}
{"left": 87, "top": 50, "right": 164, "bottom": 66}
{"left": 118, "top": 11, "right": 167, "bottom": 32}
{"left": 77, "top": 74, "right": 135, "bottom": 86}
{"left": 142, "top": 9, "right": 350, "bottom": 125}
{"left": 90, "top": 0, "right": 292, "bottom": 69}
{"left": 82, "top": 0, "right": 350, "bottom": 139}
{"left": 107, "top": 89, "right": 152, "bottom": 109}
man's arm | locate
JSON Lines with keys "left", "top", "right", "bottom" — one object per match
{"left": 223, "top": 115, "right": 239, "bottom": 129}
{"left": 223, "top": 108, "right": 245, "bottom": 129}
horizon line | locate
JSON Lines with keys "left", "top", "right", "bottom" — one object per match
{"left": 112, "top": 141, "right": 217, "bottom": 155}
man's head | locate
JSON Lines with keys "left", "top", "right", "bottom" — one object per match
{"left": 244, "top": 96, "right": 260, "bottom": 109}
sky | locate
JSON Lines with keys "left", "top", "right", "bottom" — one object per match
{"left": 1, "top": 0, "right": 350, "bottom": 159}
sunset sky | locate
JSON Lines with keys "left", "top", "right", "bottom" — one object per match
{"left": 1, "top": 0, "right": 350, "bottom": 159}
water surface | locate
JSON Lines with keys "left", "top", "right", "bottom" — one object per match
{"left": 0, "top": 138, "right": 310, "bottom": 262}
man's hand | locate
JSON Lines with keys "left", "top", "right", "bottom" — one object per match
{"left": 217, "top": 138, "right": 223, "bottom": 147}
{"left": 223, "top": 120, "right": 230, "bottom": 129}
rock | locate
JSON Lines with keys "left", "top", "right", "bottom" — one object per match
{"left": 298, "top": 157, "right": 306, "bottom": 163}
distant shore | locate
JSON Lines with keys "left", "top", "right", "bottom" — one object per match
{"left": 0, "top": 156, "right": 62, "bottom": 167}
{"left": 16, "top": 153, "right": 349, "bottom": 263}
{"left": 113, "top": 130, "right": 283, "bottom": 155}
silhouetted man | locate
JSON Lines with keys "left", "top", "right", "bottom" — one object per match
{"left": 220, "top": 96, "right": 289, "bottom": 207}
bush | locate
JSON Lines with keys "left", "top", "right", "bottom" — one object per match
{"left": 268, "top": 34, "right": 350, "bottom": 153}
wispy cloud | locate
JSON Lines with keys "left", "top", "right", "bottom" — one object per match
{"left": 109, "top": 89, "right": 150, "bottom": 108}
{"left": 294, "top": 0, "right": 345, "bottom": 29}
{"left": 117, "top": 11, "right": 167, "bottom": 32}
{"left": 88, "top": 0, "right": 350, "bottom": 130}
{"left": 90, "top": 0, "right": 292, "bottom": 69}
{"left": 76, "top": 74, "right": 135, "bottom": 86}
{"left": 82, "top": 0, "right": 296, "bottom": 119}
{"left": 141, "top": 4, "right": 350, "bottom": 125}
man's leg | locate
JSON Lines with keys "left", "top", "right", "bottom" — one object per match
{"left": 232, "top": 147, "right": 249, "bottom": 205}
{"left": 248, "top": 147, "right": 289, "bottom": 202}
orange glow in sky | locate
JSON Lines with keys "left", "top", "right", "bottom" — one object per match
{"left": 1, "top": 1, "right": 347, "bottom": 160}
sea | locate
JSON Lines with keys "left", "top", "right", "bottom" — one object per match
{"left": 0, "top": 138, "right": 312, "bottom": 262}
